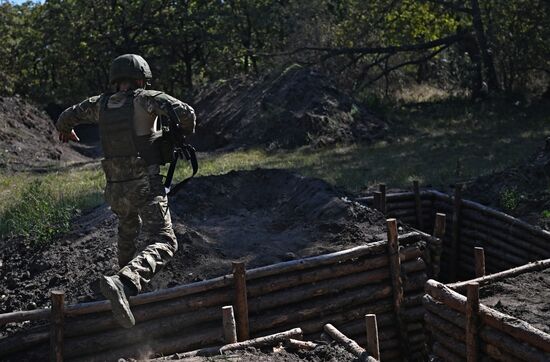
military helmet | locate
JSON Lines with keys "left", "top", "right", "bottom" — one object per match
{"left": 109, "top": 54, "right": 152, "bottom": 84}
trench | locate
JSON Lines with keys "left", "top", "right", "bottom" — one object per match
{"left": 1, "top": 186, "right": 549, "bottom": 361}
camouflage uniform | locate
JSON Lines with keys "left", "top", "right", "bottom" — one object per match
{"left": 56, "top": 90, "right": 195, "bottom": 293}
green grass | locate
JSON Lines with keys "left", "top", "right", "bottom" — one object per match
{"left": 170, "top": 98, "right": 550, "bottom": 193}
{"left": 0, "top": 166, "right": 104, "bottom": 244}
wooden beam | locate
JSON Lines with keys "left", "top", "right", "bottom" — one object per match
{"left": 474, "top": 247, "right": 485, "bottom": 278}
{"left": 365, "top": 314, "right": 380, "bottom": 360}
{"left": 50, "top": 290, "right": 64, "bottom": 362}
{"left": 466, "top": 283, "right": 480, "bottom": 362}
{"left": 222, "top": 306, "right": 238, "bottom": 344}
{"left": 232, "top": 262, "right": 250, "bottom": 341}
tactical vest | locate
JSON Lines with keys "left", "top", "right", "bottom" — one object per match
{"left": 98, "top": 90, "right": 162, "bottom": 181}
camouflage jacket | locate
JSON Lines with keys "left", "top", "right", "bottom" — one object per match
{"left": 55, "top": 89, "right": 196, "bottom": 136}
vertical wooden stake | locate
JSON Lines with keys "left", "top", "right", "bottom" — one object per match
{"left": 474, "top": 247, "right": 486, "bottom": 277}
{"left": 466, "top": 282, "right": 480, "bottom": 362}
{"left": 413, "top": 180, "right": 424, "bottom": 230}
{"left": 431, "top": 213, "right": 446, "bottom": 279}
{"left": 222, "top": 305, "right": 238, "bottom": 344}
{"left": 379, "top": 184, "right": 387, "bottom": 215}
{"left": 232, "top": 261, "right": 249, "bottom": 341}
{"left": 451, "top": 184, "right": 463, "bottom": 281}
{"left": 50, "top": 290, "right": 64, "bottom": 362}
{"left": 386, "top": 218, "right": 409, "bottom": 358}
{"left": 373, "top": 191, "right": 382, "bottom": 212}
{"left": 365, "top": 314, "right": 380, "bottom": 361}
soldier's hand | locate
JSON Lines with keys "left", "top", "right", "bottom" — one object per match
{"left": 58, "top": 129, "right": 80, "bottom": 143}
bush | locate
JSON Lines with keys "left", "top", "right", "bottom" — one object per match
{"left": 0, "top": 180, "right": 74, "bottom": 246}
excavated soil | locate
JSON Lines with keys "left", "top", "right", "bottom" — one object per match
{"left": 0, "top": 96, "right": 90, "bottom": 170}
{"left": 480, "top": 268, "right": 550, "bottom": 334}
{"left": 151, "top": 344, "right": 359, "bottom": 361}
{"left": 0, "top": 169, "right": 398, "bottom": 338}
{"left": 190, "top": 65, "right": 388, "bottom": 150}
{"left": 464, "top": 139, "right": 550, "bottom": 227}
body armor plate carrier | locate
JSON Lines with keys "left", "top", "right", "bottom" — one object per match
{"left": 99, "top": 90, "right": 162, "bottom": 182}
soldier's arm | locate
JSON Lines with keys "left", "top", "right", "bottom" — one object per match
{"left": 55, "top": 96, "right": 101, "bottom": 134}
{"left": 139, "top": 90, "right": 196, "bottom": 135}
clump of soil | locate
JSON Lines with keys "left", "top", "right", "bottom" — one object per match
{"left": 0, "top": 96, "right": 90, "bottom": 170}
{"left": 464, "top": 138, "right": 550, "bottom": 227}
{"left": 0, "top": 169, "right": 396, "bottom": 336}
{"left": 190, "top": 65, "right": 388, "bottom": 150}
{"left": 480, "top": 268, "right": 550, "bottom": 334}
{"left": 154, "top": 344, "right": 359, "bottom": 361}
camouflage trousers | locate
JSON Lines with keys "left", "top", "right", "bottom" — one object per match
{"left": 103, "top": 162, "right": 177, "bottom": 293}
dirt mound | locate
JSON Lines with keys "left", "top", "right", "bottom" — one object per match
{"left": 481, "top": 268, "right": 550, "bottom": 334}
{"left": 190, "top": 65, "right": 388, "bottom": 150}
{"left": 0, "top": 96, "right": 90, "bottom": 170}
{"left": 464, "top": 139, "right": 550, "bottom": 226}
{"left": 0, "top": 169, "right": 397, "bottom": 336}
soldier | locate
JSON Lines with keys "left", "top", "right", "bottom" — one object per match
{"left": 56, "top": 54, "right": 196, "bottom": 328}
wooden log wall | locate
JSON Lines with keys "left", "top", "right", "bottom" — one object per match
{"left": 424, "top": 278, "right": 550, "bottom": 362}
{"left": 358, "top": 187, "right": 550, "bottom": 281}
{"left": 0, "top": 232, "right": 431, "bottom": 362}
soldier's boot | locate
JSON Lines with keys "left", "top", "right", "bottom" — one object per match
{"left": 100, "top": 275, "right": 136, "bottom": 328}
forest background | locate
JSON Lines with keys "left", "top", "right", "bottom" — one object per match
{"left": 1, "top": 0, "right": 548, "bottom": 105}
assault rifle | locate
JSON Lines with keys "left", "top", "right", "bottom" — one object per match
{"left": 161, "top": 106, "right": 198, "bottom": 196}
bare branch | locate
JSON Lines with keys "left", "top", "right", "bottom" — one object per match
{"left": 254, "top": 33, "right": 464, "bottom": 59}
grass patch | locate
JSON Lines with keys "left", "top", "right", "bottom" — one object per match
{"left": 0, "top": 166, "right": 104, "bottom": 244}
{"left": 171, "top": 98, "right": 550, "bottom": 192}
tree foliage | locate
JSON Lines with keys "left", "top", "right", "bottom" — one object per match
{"left": 0, "top": 0, "right": 547, "bottom": 105}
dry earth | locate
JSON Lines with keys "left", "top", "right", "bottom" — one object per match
{"left": 480, "top": 268, "right": 550, "bottom": 334}
{"left": 0, "top": 96, "right": 90, "bottom": 170}
{"left": 0, "top": 169, "right": 404, "bottom": 339}
{"left": 464, "top": 139, "right": 550, "bottom": 227}
{"left": 190, "top": 65, "right": 388, "bottom": 151}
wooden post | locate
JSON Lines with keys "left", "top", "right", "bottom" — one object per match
{"left": 373, "top": 192, "right": 382, "bottom": 212}
{"left": 413, "top": 180, "right": 424, "bottom": 230}
{"left": 222, "top": 305, "right": 238, "bottom": 344}
{"left": 451, "top": 184, "right": 463, "bottom": 281}
{"left": 431, "top": 213, "right": 446, "bottom": 279}
{"left": 50, "top": 290, "right": 64, "bottom": 362}
{"left": 474, "top": 247, "right": 485, "bottom": 278}
{"left": 232, "top": 262, "right": 249, "bottom": 341}
{"left": 386, "top": 218, "right": 410, "bottom": 358}
{"left": 466, "top": 282, "right": 480, "bottom": 362}
{"left": 379, "top": 184, "right": 387, "bottom": 215}
{"left": 365, "top": 314, "right": 380, "bottom": 361}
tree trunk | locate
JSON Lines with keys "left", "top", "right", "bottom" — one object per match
{"left": 471, "top": 0, "right": 500, "bottom": 93}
